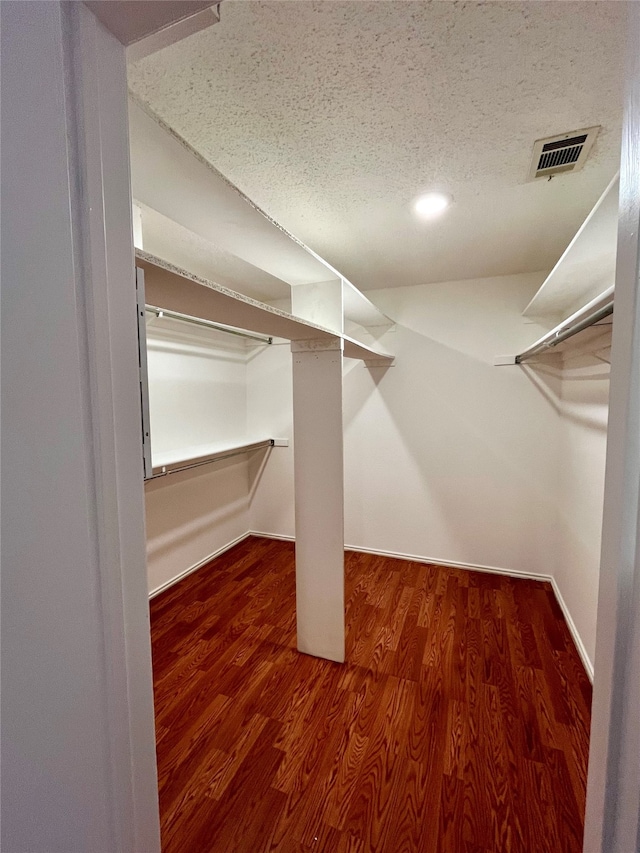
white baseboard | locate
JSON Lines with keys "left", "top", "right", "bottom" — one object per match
{"left": 344, "top": 542, "right": 593, "bottom": 683}
{"left": 152, "top": 530, "right": 594, "bottom": 682}
{"left": 148, "top": 532, "right": 251, "bottom": 599}
{"left": 249, "top": 530, "right": 295, "bottom": 542}
{"left": 549, "top": 577, "right": 594, "bottom": 681}
{"left": 344, "top": 542, "right": 555, "bottom": 582}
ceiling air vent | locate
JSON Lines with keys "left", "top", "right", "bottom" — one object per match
{"left": 528, "top": 126, "right": 600, "bottom": 180}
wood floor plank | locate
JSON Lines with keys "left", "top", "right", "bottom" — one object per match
{"left": 341, "top": 676, "right": 415, "bottom": 851}
{"left": 520, "top": 757, "right": 564, "bottom": 853}
{"left": 151, "top": 536, "right": 591, "bottom": 852}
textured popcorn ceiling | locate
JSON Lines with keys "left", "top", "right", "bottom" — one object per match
{"left": 129, "top": 1, "right": 627, "bottom": 292}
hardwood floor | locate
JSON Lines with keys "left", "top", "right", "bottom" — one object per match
{"left": 150, "top": 536, "right": 592, "bottom": 852}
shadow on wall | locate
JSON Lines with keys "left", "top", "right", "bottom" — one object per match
{"left": 342, "top": 355, "right": 393, "bottom": 427}
{"left": 342, "top": 322, "right": 564, "bottom": 575}
{"left": 146, "top": 318, "right": 254, "bottom": 362}
{"left": 247, "top": 445, "right": 273, "bottom": 502}
{"left": 145, "top": 456, "right": 251, "bottom": 565}
{"left": 521, "top": 347, "right": 610, "bottom": 432}
{"left": 246, "top": 342, "right": 297, "bottom": 537}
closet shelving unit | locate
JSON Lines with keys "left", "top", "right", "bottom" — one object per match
{"left": 130, "top": 98, "right": 395, "bottom": 344}
{"left": 138, "top": 248, "right": 395, "bottom": 472}
{"left": 137, "top": 250, "right": 395, "bottom": 364}
{"left": 132, "top": 97, "right": 396, "bottom": 664}
{"left": 515, "top": 286, "right": 613, "bottom": 363}
{"left": 497, "top": 174, "right": 618, "bottom": 365}
{"left": 138, "top": 244, "right": 394, "bottom": 663}
{"left": 141, "top": 288, "right": 283, "bottom": 478}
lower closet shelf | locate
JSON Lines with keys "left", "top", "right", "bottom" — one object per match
{"left": 150, "top": 438, "right": 275, "bottom": 479}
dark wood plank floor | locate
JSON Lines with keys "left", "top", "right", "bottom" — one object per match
{"left": 150, "top": 536, "right": 592, "bottom": 853}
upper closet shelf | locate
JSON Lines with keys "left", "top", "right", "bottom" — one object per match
{"left": 522, "top": 173, "right": 619, "bottom": 324}
{"left": 513, "top": 285, "right": 613, "bottom": 364}
{"left": 342, "top": 334, "right": 394, "bottom": 363}
{"left": 129, "top": 99, "right": 393, "bottom": 329}
{"left": 136, "top": 201, "right": 395, "bottom": 331}
{"left": 136, "top": 201, "right": 293, "bottom": 304}
{"left": 342, "top": 280, "right": 393, "bottom": 329}
{"left": 137, "top": 251, "right": 394, "bottom": 364}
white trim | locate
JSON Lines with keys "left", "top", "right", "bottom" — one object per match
{"left": 344, "top": 542, "right": 553, "bottom": 582}
{"left": 549, "top": 578, "right": 594, "bottom": 681}
{"left": 148, "top": 532, "right": 251, "bottom": 599}
{"left": 249, "top": 530, "right": 296, "bottom": 542}
{"left": 126, "top": 5, "right": 221, "bottom": 63}
{"left": 250, "top": 533, "right": 593, "bottom": 681}
{"left": 70, "top": 6, "right": 161, "bottom": 850}
{"left": 584, "top": 5, "right": 640, "bottom": 847}
{"left": 346, "top": 543, "right": 593, "bottom": 681}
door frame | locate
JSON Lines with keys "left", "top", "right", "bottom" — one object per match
{"left": 76, "top": 2, "right": 640, "bottom": 850}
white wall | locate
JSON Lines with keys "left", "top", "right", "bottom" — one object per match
{"left": 144, "top": 320, "right": 257, "bottom": 593}
{"left": 248, "top": 342, "right": 296, "bottom": 537}
{"left": 146, "top": 459, "right": 251, "bottom": 594}
{"left": 146, "top": 319, "right": 248, "bottom": 459}
{"left": 343, "top": 273, "right": 563, "bottom": 576}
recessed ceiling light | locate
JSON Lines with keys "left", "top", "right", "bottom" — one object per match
{"left": 414, "top": 191, "right": 453, "bottom": 220}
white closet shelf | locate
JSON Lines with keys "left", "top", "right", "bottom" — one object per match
{"left": 130, "top": 100, "right": 337, "bottom": 289}
{"left": 342, "top": 334, "right": 394, "bottom": 363}
{"left": 342, "top": 279, "right": 393, "bottom": 329}
{"left": 135, "top": 200, "right": 293, "bottom": 304}
{"left": 136, "top": 251, "right": 394, "bottom": 364}
{"left": 495, "top": 285, "right": 614, "bottom": 366}
{"left": 131, "top": 100, "right": 399, "bottom": 317}
{"left": 150, "top": 438, "right": 275, "bottom": 478}
{"left": 523, "top": 173, "right": 619, "bottom": 323}
{"left": 137, "top": 200, "right": 394, "bottom": 328}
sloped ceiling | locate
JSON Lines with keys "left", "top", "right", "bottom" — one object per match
{"left": 128, "top": 1, "right": 627, "bottom": 292}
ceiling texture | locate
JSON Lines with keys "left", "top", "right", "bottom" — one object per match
{"left": 128, "top": 0, "right": 628, "bottom": 293}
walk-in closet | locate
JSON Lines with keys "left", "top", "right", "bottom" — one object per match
{"left": 123, "top": 2, "right": 624, "bottom": 846}
{"left": 4, "top": 2, "right": 640, "bottom": 852}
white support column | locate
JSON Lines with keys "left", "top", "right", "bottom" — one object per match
{"left": 291, "top": 279, "right": 344, "bottom": 335}
{"left": 291, "top": 337, "right": 345, "bottom": 663}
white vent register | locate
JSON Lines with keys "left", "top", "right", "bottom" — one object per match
{"left": 528, "top": 126, "right": 600, "bottom": 180}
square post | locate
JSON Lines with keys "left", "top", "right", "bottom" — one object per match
{"left": 291, "top": 337, "right": 345, "bottom": 662}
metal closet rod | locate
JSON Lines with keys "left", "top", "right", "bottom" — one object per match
{"left": 146, "top": 304, "right": 273, "bottom": 345}
{"left": 515, "top": 286, "right": 614, "bottom": 364}
{"left": 151, "top": 439, "right": 275, "bottom": 479}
